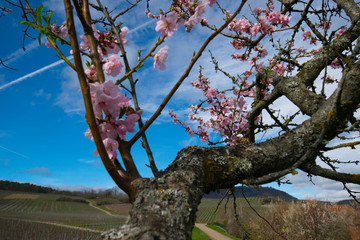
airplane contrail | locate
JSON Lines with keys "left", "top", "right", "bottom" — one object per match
{"left": 0, "top": 19, "right": 155, "bottom": 92}
{"left": 129, "top": 19, "right": 156, "bottom": 33}
{"left": 0, "top": 56, "right": 73, "bottom": 91}
{"left": 0, "top": 145, "right": 31, "bottom": 159}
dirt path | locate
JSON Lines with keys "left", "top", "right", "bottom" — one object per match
{"left": 87, "top": 200, "right": 113, "bottom": 216}
{"left": 195, "top": 223, "right": 233, "bottom": 240}
{"left": 0, "top": 216, "right": 101, "bottom": 233}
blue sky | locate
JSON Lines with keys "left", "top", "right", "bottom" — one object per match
{"left": 0, "top": 0, "right": 359, "bottom": 200}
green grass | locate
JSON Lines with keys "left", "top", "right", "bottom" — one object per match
{"left": 206, "top": 223, "right": 242, "bottom": 240}
{"left": 192, "top": 226, "right": 210, "bottom": 240}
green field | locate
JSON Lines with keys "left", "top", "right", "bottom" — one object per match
{"left": 196, "top": 197, "right": 264, "bottom": 223}
{"left": 0, "top": 190, "right": 127, "bottom": 239}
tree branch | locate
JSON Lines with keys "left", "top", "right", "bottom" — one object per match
{"left": 300, "top": 162, "right": 360, "bottom": 184}
{"left": 95, "top": 0, "right": 159, "bottom": 177}
{"left": 64, "top": 0, "right": 134, "bottom": 198}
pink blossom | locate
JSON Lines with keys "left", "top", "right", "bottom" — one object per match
{"left": 85, "top": 65, "right": 97, "bottom": 81}
{"left": 204, "top": 87, "right": 217, "bottom": 98}
{"left": 155, "top": 12, "right": 179, "bottom": 37}
{"left": 45, "top": 41, "right": 53, "bottom": 48}
{"left": 120, "top": 26, "right": 129, "bottom": 45}
{"left": 280, "top": 14, "right": 290, "bottom": 27}
{"left": 94, "top": 138, "right": 118, "bottom": 159}
{"left": 303, "top": 31, "right": 317, "bottom": 45}
{"left": 80, "top": 35, "right": 89, "bottom": 51}
{"left": 302, "top": 31, "right": 312, "bottom": 40}
{"left": 104, "top": 55, "right": 123, "bottom": 77}
{"left": 244, "top": 70, "right": 252, "bottom": 80}
{"left": 230, "top": 18, "right": 251, "bottom": 33}
{"left": 336, "top": 27, "right": 346, "bottom": 38}
{"left": 85, "top": 128, "right": 93, "bottom": 140}
{"left": 272, "top": 63, "right": 286, "bottom": 76}
{"left": 258, "top": 16, "right": 271, "bottom": 34}
{"left": 322, "top": 75, "right": 337, "bottom": 84}
{"left": 231, "top": 39, "right": 247, "bottom": 50}
{"left": 205, "top": 0, "right": 217, "bottom": 7}
{"left": 249, "top": 23, "right": 261, "bottom": 36}
{"left": 330, "top": 59, "right": 342, "bottom": 69}
{"left": 104, "top": 42, "right": 121, "bottom": 55}
{"left": 231, "top": 53, "right": 249, "bottom": 61}
{"left": 116, "top": 113, "right": 139, "bottom": 139}
{"left": 99, "top": 122, "right": 118, "bottom": 140}
{"left": 255, "top": 46, "right": 268, "bottom": 58}
{"left": 184, "top": 0, "right": 210, "bottom": 31}
{"left": 249, "top": 57, "right": 258, "bottom": 66}
{"left": 267, "top": 11, "right": 280, "bottom": 24}
{"left": 295, "top": 46, "right": 306, "bottom": 56}
{"left": 254, "top": 8, "right": 264, "bottom": 16}
{"left": 90, "top": 80, "right": 130, "bottom": 118}
{"left": 45, "top": 21, "right": 68, "bottom": 48}
{"left": 154, "top": 45, "right": 168, "bottom": 70}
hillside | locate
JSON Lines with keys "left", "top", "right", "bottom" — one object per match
{"left": 0, "top": 180, "right": 56, "bottom": 194}
{"left": 204, "top": 185, "right": 297, "bottom": 201}
{"left": 337, "top": 199, "right": 360, "bottom": 212}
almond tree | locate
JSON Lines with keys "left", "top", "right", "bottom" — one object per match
{"left": 19, "top": 0, "right": 360, "bottom": 239}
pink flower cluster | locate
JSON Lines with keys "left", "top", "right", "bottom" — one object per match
{"left": 45, "top": 21, "right": 68, "bottom": 48}
{"left": 104, "top": 55, "right": 123, "bottom": 77}
{"left": 155, "top": 12, "right": 179, "bottom": 37}
{"left": 184, "top": 0, "right": 216, "bottom": 32}
{"left": 170, "top": 71, "right": 251, "bottom": 145}
{"left": 228, "top": 9, "right": 290, "bottom": 37}
{"left": 85, "top": 80, "right": 141, "bottom": 159}
{"left": 154, "top": 46, "right": 168, "bottom": 70}
{"left": 80, "top": 25, "right": 129, "bottom": 60}
{"left": 302, "top": 31, "right": 317, "bottom": 45}
{"left": 153, "top": 0, "right": 217, "bottom": 36}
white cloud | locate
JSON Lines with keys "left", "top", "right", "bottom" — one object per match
{"left": 54, "top": 67, "right": 84, "bottom": 114}
{"left": 78, "top": 159, "right": 102, "bottom": 166}
{"left": 34, "top": 89, "right": 52, "bottom": 100}
{"left": 22, "top": 167, "right": 52, "bottom": 177}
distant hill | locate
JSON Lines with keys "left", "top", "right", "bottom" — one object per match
{"left": 0, "top": 180, "right": 56, "bottom": 193}
{"left": 204, "top": 186, "right": 297, "bottom": 202}
{"left": 337, "top": 199, "right": 360, "bottom": 212}
{"left": 0, "top": 180, "right": 127, "bottom": 200}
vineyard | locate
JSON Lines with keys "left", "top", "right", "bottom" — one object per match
{"left": 196, "top": 197, "right": 265, "bottom": 223}
{"left": 0, "top": 190, "right": 127, "bottom": 239}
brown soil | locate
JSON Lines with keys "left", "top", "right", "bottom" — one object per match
{"left": 105, "top": 203, "right": 131, "bottom": 214}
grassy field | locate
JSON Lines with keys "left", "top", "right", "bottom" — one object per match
{"left": 196, "top": 197, "right": 264, "bottom": 223}
{"left": 0, "top": 190, "right": 127, "bottom": 238}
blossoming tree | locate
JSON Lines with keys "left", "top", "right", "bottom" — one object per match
{"left": 19, "top": 0, "right": 360, "bottom": 239}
